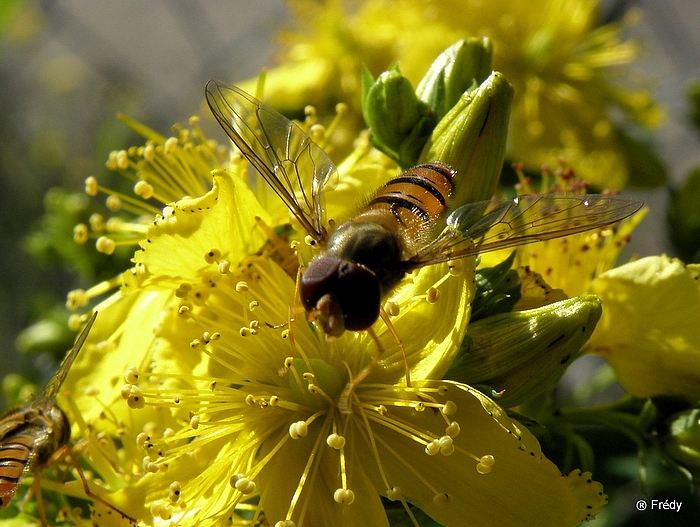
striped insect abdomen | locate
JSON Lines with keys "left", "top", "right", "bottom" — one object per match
{"left": 0, "top": 432, "right": 34, "bottom": 506}
{"left": 359, "top": 162, "right": 454, "bottom": 251}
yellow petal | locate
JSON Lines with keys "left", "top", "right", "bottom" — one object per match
{"left": 365, "top": 257, "right": 475, "bottom": 384}
{"left": 255, "top": 423, "right": 390, "bottom": 527}
{"left": 357, "top": 381, "right": 606, "bottom": 527}
{"left": 587, "top": 255, "right": 700, "bottom": 400}
{"left": 133, "top": 170, "right": 270, "bottom": 285}
{"left": 60, "top": 289, "right": 180, "bottom": 521}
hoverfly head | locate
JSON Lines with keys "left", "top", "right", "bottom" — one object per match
{"left": 301, "top": 256, "right": 381, "bottom": 336}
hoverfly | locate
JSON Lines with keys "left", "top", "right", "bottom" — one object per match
{"left": 205, "top": 80, "right": 643, "bottom": 339}
{"left": 0, "top": 312, "right": 135, "bottom": 526}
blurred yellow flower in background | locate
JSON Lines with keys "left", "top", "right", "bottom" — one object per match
{"left": 244, "top": 0, "right": 663, "bottom": 188}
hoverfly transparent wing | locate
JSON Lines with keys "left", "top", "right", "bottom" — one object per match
{"left": 411, "top": 194, "right": 643, "bottom": 266}
{"left": 205, "top": 80, "right": 336, "bottom": 242}
{"left": 43, "top": 312, "right": 98, "bottom": 401}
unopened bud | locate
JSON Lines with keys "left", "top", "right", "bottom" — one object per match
{"left": 446, "top": 295, "right": 602, "bottom": 407}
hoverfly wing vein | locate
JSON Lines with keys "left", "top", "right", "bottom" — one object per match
{"left": 43, "top": 312, "right": 98, "bottom": 401}
{"left": 205, "top": 82, "right": 311, "bottom": 230}
{"left": 205, "top": 80, "right": 333, "bottom": 242}
{"left": 410, "top": 193, "right": 643, "bottom": 267}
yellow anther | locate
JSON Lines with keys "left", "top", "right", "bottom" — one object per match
{"left": 386, "top": 487, "right": 402, "bottom": 501}
{"left": 441, "top": 400, "right": 457, "bottom": 416}
{"left": 96, "top": 236, "right": 116, "bottom": 255}
{"left": 326, "top": 433, "right": 346, "bottom": 449}
{"left": 425, "top": 439, "right": 440, "bottom": 456}
{"left": 438, "top": 435, "right": 454, "bottom": 456}
{"left": 426, "top": 286, "right": 441, "bottom": 304}
{"left": 204, "top": 248, "right": 221, "bottom": 263}
{"left": 218, "top": 260, "right": 231, "bottom": 273}
{"left": 73, "top": 223, "right": 89, "bottom": 244}
{"left": 123, "top": 366, "right": 139, "bottom": 384}
{"left": 85, "top": 176, "right": 99, "bottom": 196}
{"left": 134, "top": 180, "right": 154, "bottom": 199}
{"left": 289, "top": 421, "right": 308, "bottom": 439}
{"left": 106, "top": 194, "right": 122, "bottom": 212}
{"left": 384, "top": 300, "right": 400, "bottom": 317}
{"left": 333, "top": 488, "right": 355, "bottom": 505}
{"left": 432, "top": 493, "right": 452, "bottom": 505}
{"left": 189, "top": 414, "right": 200, "bottom": 429}
{"left": 445, "top": 421, "right": 461, "bottom": 438}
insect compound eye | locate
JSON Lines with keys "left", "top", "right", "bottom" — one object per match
{"left": 301, "top": 256, "right": 381, "bottom": 333}
{"left": 334, "top": 261, "right": 381, "bottom": 331}
{"left": 301, "top": 256, "right": 342, "bottom": 312}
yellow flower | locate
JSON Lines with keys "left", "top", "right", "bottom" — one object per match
{"left": 246, "top": 0, "right": 662, "bottom": 188}
{"left": 478, "top": 164, "right": 648, "bottom": 299}
{"left": 585, "top": 255, "right": 700, "bottom": 401}
{"left": 482, "top": 169, "right": 697, "bottom": 402}
{"left": 54, "top": 109, "right": 607, "bottom": 526}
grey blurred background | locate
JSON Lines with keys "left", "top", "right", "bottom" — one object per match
{"left": 1, "top": 0, "right": 699, "bottom": 391}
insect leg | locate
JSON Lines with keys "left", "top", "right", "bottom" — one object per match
{"left": 337, "top": 327, "right": 386, "bottom": 413}
{"left": 277, "top": 266, "right": 309, "bottom": 377}
{"left": 379, "top": 306, "right": 411, "bottom": 388}
{"left": 31, "top": 474, "right": 49, "bottom": 527}
{"left": 63, "top": 447, "right": 137, "bottom": 526}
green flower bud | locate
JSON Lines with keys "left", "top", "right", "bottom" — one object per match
{"left": 471, "top": 252, "right": 521, "bottom": 322}
{"left": 416, "top": 37, "right": 494, "bottom": 123}
{"left": 422, "top": 71, "right": 513, "bottom": 205}
{"left": 445, "top": 295, "right": 602, "bottom": 408}
{"left": 660, "top": 408, "right": 700, "bottom": 485}
{"left": 361, "top": 65, "right": 435, "bottom": 167}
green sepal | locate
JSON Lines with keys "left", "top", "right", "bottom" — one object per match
{"left": 659, "top": 407, "right": 700, "bottom": 488}
{"left": 471, "top": 251, "right": 521, "bottom": 322}
{"left": 361, "top": 64, "right": 435, "bottom": 167}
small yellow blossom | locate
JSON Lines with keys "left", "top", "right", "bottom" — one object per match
{"left": 586, "top": 255, "right": 700, "bottom": 400}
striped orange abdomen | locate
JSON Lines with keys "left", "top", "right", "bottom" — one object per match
{"left": 360, "top": 162, "right": 454, "bottom": 250}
